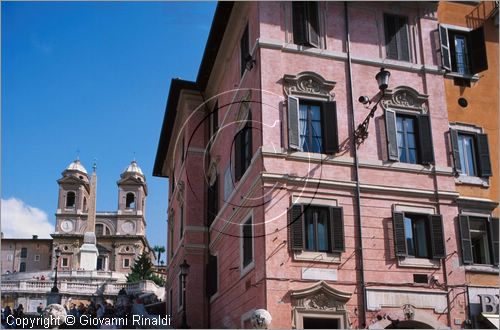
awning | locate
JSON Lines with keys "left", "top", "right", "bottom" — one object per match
{"left": 480, "top": 313, "right": 499, "bottom": 329}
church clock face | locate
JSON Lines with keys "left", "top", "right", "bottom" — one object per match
{"left": 122, "top": 221, "right": 135, "bottom": 234}
{"left": 61, "top": 220, "right": 74, "bottom": 233}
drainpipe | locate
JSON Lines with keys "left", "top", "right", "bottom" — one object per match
{"left": 415, "top": 5, "right": 453, "bottom": 327}
{"left": 199, "top": 90, "right": 212, "bottom": 329}
{"left": 344, "top": 2, "right": 367, "bottom": 327}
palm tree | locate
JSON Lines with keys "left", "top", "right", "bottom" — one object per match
{"left": 153, "top": 245, "right": 165, "bottom": 267}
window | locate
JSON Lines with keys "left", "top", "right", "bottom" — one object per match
{"left": 61, "top": 257, "right": 69, "bottom": 267}
{"left": 234, "top": 111, "right": 253, "bottom": 181}
{"left": 7, "top": 255, "right": 13, "bottom": 261}
{"left": 19, "top": 262, "right": 26, "bottom": 272}
{"left": 207, "top": 175, "right": 219, "bottom": 226}
{"left": 241, "top": 216, "right": 253, "bottom": 270}
{"left": 459, "top": 215, "right": 498, "bottom": 265}
{"left": 171, "top": 169, "right": 176, "bottom": 194}
{"left": 95, "top": 224, "right": 104, "bottom": 236}
{"left": 385, "top": 110, "right": 434, "bottom": 164}
{"left": 178, "top": 273, "right": 184, "bottom": 307}
{"left": 180, "top": 135, "right": 185, "bottom": 163}
{"left": 288, "top": 205, "right": 345, "bottom": 253}
{"left": 392, "top": 212, "right": 445, "bottom": 259}
{"left": 179, "top": 206, "right": 184, "bottom": 239}
{"left": 123, "top": 258, "right": 130, "bottom": 268}
{"left": 126, "top": 193, "right": 135, "bottom": 209}
{"left": 209, "top": 101, "right": 219, "bottom": 146}
{"left": 66, "top": 192, "right": 76, "bottom": 208}
{"left": 83, "top": 197, "right": 87, "bottom": 212}
{"left": 439, "top": 25, "right": 488, "bottom": 75}
{"left": 20, "top": 248, "right": 27, "bottom": 258}
{"left": 288, "top": 97, "right": 338, "bottom": 154}
{"left": 292, "top": 1, "right": 320, "bottom": 48}
{"left": 169, "top": 224, "right": 174, "bottom": 259}
{"left": 34, "top": 255, "right": 40, "bottom": 262}
{"left": 240, "top": 24, "right": 250, "bottom": 77}
{"left": 384, "top": 14, "right": 410, "bottom": 62}
{"left": 396, "top": 115, "right": 418, "bottom": 164}
{"left": 223, "top": 165, "right": 233, "bottom": 202}
{"left": 97, "top": 257, "right": 104, "bottom": 270}
{"left": 450, "top": 129, "right": 492, "bottom": 177}
{"left": 206, "top": 254, "right": 218, "bottom": 297}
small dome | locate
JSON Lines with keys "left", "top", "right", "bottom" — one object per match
{"left": 123, "top": 160, "right": 144, "bottom": 176}
{"left": 66, "top": 159, "right": 88, "bottom": 174}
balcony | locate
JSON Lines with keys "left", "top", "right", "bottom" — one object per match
{"left": 1, "top": 279, "right": 163, "bottom": 297}
{"left": 466, "top": 1, "right": 499, "bottom": 29}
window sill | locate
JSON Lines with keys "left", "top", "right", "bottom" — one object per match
{"left": 293, "top": 251, "right": 341, "bottom": 263}
{"left": 464, "top": 265, "right": 499, "bottom": 274}
{"left": 455, "top": 175, "right": 489, "bottom": 187}
{"left": 444, "top": 72, "right": 479, "bottom": 81}
{"left": 398, "top": 257, "right": 440, "bottom": 269}
{"left": 241, "top": 261, "right": 255, "bottom": 278}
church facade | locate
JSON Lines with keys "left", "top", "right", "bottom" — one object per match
{"left": 51, "top": 159, "right": 154, "bottom": 274}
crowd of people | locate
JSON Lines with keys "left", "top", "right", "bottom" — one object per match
{"left": 62, "top": 300, "right": 134, "bottom": 329}
{"left": 1, "top": 304, "right": 24, "bottom": 329}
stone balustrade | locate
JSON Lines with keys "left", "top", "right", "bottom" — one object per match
{"left": 1, "top": 280, "right": 161, "bottom": 297}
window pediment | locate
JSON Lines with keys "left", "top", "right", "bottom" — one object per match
{"left": 284, "top": 72, "right": 336, "bottom": 100}
{"left": 381, "top": 86, "right": 428, "bottom": 112}
{"left": 291, "top": 281, "right": 351, "bottom": 311}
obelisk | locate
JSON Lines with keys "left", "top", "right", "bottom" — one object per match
{"left": 79, "top": 163, "right": 99, "bottom": 270}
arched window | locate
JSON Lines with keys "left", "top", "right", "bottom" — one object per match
{"left": 95, "top": 224, "right": 110, "bottom": 236}
{"left": 19, "top": 262, "right": 26, "bottom": 272}
{"left": 126, "top": 193, "right": 135, "bottom": 209}
{"left": 66, "top": 192, "right": 76, "bottom": 207}
{"left": 95, "top": 224, "right": 103, "bottom": 236}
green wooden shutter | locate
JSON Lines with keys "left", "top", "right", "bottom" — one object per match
{"left": 429, "top": 214, "right": 446, "bottom": 259}
{"left": 397, "top": 16, "right": 410, "bottom": 62}
{"left": 329, "top": 207, "right": 345, "bottom": 252}
{"left": 234, "top": 130, "right": 243, "bottom": 181}
{"left": 207, "top": 176, "right": 218, "bottom": 226}
{"left": 449, "top": 129, "right": 462, "bottom": 173}
{"left": 488, "top": 217, "right": 499, "bottom": 266}
{"left": 240, "top": 24, "right": 249, "bottom": 77}
{"left": 306, "top": 1, "right": 320, "bottom": 48}
{"left": 384, "top": 14, "right": 398, "bottom": 60}
{"left": 321, "top": 101, "right": 339, "bottom": 154}
{"left": 288, "top": 96, "right": 300, "bottom": 150}
{"left": 418, "top": 114, "right": 434, "bottom": 164}
{"left": 469, "top": 26, "right": 488, "bottom": 74}
{"left": 292, "top": 2, "right": 307, "bottom": 45}
{"left": 385, "top": 109, "right": 399, "bottom": 161}
{"left": 206, "top": 254, "right": 218, "bottom": 297}
{"left": 438, "top": 25, "right": 452, "bottom": 71}
{"left": 288, "top": 204, "right": 304, "bottom": 251}
{"left": 393, "top": 211, "right": 407, "bottom": 256}
{"left": 459, "top": 215, "right": 473, "bottom": 264}
{"left": 476, "top": 133, "right": 492, "bottom": 177}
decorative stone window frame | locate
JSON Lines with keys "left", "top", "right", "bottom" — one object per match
{"left": 393, "top": 204, "right": 441, "bottom": 269}
{"left": 449, "top": 122, "right": 489, "bottom": 187}
{"left": 291, "top": 281, "right": 352, "bottom": 329}
{"left": 284, "top": 71, "right": 336, "bottom": 101}
{"left": 291, "top": 195, "right": 342, "bottom": 263}
{"left": 380, "top": 86, "right": 429, "bottom": 114}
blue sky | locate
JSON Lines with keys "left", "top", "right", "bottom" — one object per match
{"left": 1, "top": 1, "right": 216, "bottom": 261}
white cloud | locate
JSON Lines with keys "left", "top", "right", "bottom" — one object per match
{"left": 1, "top": 198, "right": 54, "bottom": 239}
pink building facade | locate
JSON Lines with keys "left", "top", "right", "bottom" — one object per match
{"left": 154, "top": 2, "right": 498, "bottom": 328}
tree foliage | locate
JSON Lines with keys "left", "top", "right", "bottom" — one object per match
{"left": 127, "top": 252, "right": 165, "bottom": 286}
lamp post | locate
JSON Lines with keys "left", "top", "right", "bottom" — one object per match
{"left": 179, "top": 259, "right": 190, "bottom": 329}
{"left": 51, "top": 247, "right": 61, "bottom": 293}
{"left": 354, "top": 68, "right": 391, "bottom": 145}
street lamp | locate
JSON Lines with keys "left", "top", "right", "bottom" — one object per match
{"left": 51, "top": 247, "right": 62, "bottom": 293}
{"left": 354, "top": 68, "right": 391, "bottom": 145}
{"left": 179, "top": 259, "right": 190, "bottom": 329}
